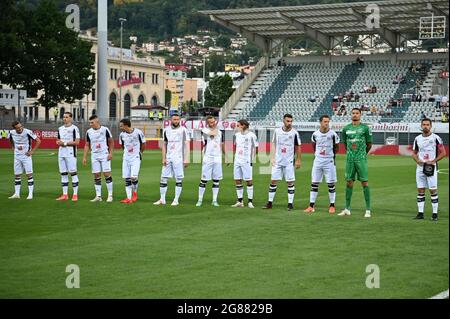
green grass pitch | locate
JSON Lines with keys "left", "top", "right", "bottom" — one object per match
{"left": 0, "top": 149, "right": 448, "bottom": 298}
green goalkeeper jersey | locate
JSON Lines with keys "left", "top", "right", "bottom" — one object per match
{"left": 341, "top": 123, "right": 372, "bottom": 162}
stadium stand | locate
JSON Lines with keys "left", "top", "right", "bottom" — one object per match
{"left": 228, "top": 58, "right": 448, "bottom": 124}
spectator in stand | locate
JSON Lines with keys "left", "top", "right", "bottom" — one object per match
{"left": 372, "top": 85, "right": 377, "bottom": 93}
{"left": 386, "top": 105, "right": 392, "bottom": 116}
{"left": 251, "top": 89, "right": 257, "bottom": 99}
{"left": 338, "top": 104, "right": 347, "bottom": 116}
{"left": 434, "top": 94, "right": 441, "bottom": 108}
{"left": 393, "top": 74, "right": 400, "bottom": 84}
{"left": 379, "top": 106, "right": 385, "bottom": 116}
{"left": 370, "top": 104, "right": 377, "bottom": 116}
{"left": 362, "top": 85, "right": 369, "bottom": 93}
{"left": 420, "top": 111, "right": 427, "bottom": 120}
{"left": 331, "top": 101, "right": 338, "bottom": 114}
{"left": 338, "top": 93, "right": 343, "bottom": 102}
{"left": 441, "top": 95, "right": 448, "bottom": 107}
{"left": 356, "top": 56, "right": 364, "bottom": 65}
{"left": 354, "top": 93, "right": 360, "bottom": 102}
{"left": 416, "top": 93, "right": 422, "bottom": 102}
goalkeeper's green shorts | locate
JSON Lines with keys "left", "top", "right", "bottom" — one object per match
{"left": 345, "top": 159, "right": 369, "bottom": 182}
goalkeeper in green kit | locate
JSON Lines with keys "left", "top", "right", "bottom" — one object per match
{"left": 338, "top": 108, "right": 373, "bottom": 218}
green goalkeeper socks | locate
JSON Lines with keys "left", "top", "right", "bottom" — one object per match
{"left": 363, "top": 185, "right": 371, "bottom": 210}
{"left": 345, "top": 186, "right": 353, "bottom": 210}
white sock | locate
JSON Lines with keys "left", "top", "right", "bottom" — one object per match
{"left": 125, "top": 178, "right": 132, "bottom": 199}
{"left": 71, "top": 173, "right": 79, "bottom": 195}
{"left": 417, "top": 192, "right": 425, "bottom": 213}
{"left": 160, "top": 178, "right": 168, "bottom": 202}
{"left": 268, "top": 184, "right": 277, "bottom": 202}
{"left": 132, "top": 179, "right": 138, "bottom": 193}
{"left": 14, "top": 177, "right": 21, "bottom": 195}
{"left": 288, "top": 185, "right": 295, "bottom": 204}
{"left": 431, "top": 193, "right": 439, "bottom": 214}
{"left": 236, "top": 184, "right": 244, "bottom": 201}
{"left": 198, "top": 180, "right": 206, "bottom": 202}
{"left": 174, "top": 180, "right": 182, "bottom": 201}
{"left": 310, "top": 183, "right": 319, "bottom": 204}
{"left": 247, "top": 185, "right": 254, "bottom": 201}
{"left": 61, "top": 173, "right": 69, "bottom": 195}
{"left": 27, "top": 177, "right": 34, "bottom": 195}
{"left": 328, "top": 183, "right": 336, "bottom": 204}
{"left": 212, "top": 180, "right": 219, "bottom": 202}
{"left": 105, "top": 176, "right": 113, "bottom": 196}
{"left": 94, "top": 178, "right": 102, "bottom": 197}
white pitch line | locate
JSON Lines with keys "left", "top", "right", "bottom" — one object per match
{"left": 429, "top": 289, "right": 449, "bottom": 299}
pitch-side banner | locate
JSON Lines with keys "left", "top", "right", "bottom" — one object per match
{"left": 163, "top": 120, "right": 449, "bottom": 133}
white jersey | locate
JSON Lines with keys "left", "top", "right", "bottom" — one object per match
{"left": 8, "top": 128, "right": 38, "bottom": 157}
{"left": 413, "top": 133, "right": 444, "bottom": 167}
{"left": 311, "top": 129, "right": 340, "bottom": 161}
{"left": 234, "top": 131, "right": 258, "bottom": 164}
{"left": 163, "top": 125, "right": 190, "bottom": 162}
{"left": 57, "top": 124, "right": 80, "bottom": 158}
{"left": 86, "top": 126, "right": 112, "bottom": 157}
{"left": 202, "top": 128, "right": 223, "bottom": 163}
{"left": 272, "top": 127, "right": 301, "bottom": 166}
{"left": 119, "top": 128, "right": 145, "bottom": 161}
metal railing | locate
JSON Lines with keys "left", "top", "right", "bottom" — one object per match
{"left": 220, "top": 56, "right": 268, "bottom": 120}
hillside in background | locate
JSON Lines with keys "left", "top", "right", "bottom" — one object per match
{"left": 24, "top": 0, "right": 367, "bottom": 45}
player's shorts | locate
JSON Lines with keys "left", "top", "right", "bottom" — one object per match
{"left": 59, "top": 157, "right": 77, "bottom": 173}
{"left": 312, "top": 159, "right": 337, "bottom": 183}
{"left": 345, "top": 159, "right": 368, "bottom": 182}
{"left": 14, "top": 155, "right": 33, "bottom": 175}
{"left": 161, "top": 161, "right": 185, "bottom": 179}
{"left": 233, "top": 162, "right": 253, "bottom": 181}
{"left": 122, "top": 158, "right": 141, "bottom": 179}
{"left": 201, "top": 161, "right": 223, "bottom": 181}
{"left": 416, "top": 165, "right": 438, "bottom": 189}
{"left": 271, "top": 164, "right": 296, "bottom": 182}
{"left": 91, "top": 156, "right": 111, "bottom": 174}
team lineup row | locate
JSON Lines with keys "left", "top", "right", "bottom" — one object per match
{"left": 6, "top": 109, "right": 446, "bottom": 220}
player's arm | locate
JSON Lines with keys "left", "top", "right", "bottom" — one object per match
{"left": 139, "top": 130, "right": 146, "bottom": 154}
{"left": 8, "top": 132, "right": 14, "bottom": 151}
{"left": 83, "top": 132, "right": 91, "bottom": 166}
{"left": 294, "top": 133, "right": 302, "bottom": 169}
{"left": 69, "top": 128, "right": 81, "bottom": 147}
{"left": 26, "top": 131, "right": 41, "bottom": 156}
{"left": 311, "top": 133, "right": 316, "bottom": 153}
{"left": 252, "top": 134, "right": 259, "bottom": 165}
{"left": 411, "top": 138, "right": 423, "bottom": 166}
{"left": 183, "top": 130, "right": 190, "bottom": 167}
{"left": 162, "top": 129, "right": 167, "bottom": 166}
{"left": 431, "top": 138, "right": 446, "bottom": 165}
{"left": 341, "top": 127, "right": 347, "bottom": 151}
{"left": 270, "top": 130, "right": 276, "bottom": 166}
{"left": 365, "top": 126, "right": 373, "bottom": 153}
{"left": 106, "top": 129, "right": 114, "bottom": 161}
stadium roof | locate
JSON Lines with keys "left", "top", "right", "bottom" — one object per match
{"left": 200, "top": 0, "right": 449, "bottom": 51}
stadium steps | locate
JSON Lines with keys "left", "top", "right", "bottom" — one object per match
{"left": 247, "top": 65, "right": 302, "bottom": 119}
{"left": 310, "top": 63, "right": 362, "bottom": 121}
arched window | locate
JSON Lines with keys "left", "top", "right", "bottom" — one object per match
{"left": 138, "top": 94, "right": 145, "bottom": 106}
{"left": 109, "top": 92, "right": 117, "bottom": 119}
{"left": 151, "top": 95, "right": 158, "bottom": 106}
{"left": 124, "top": 93, "right": 131, "bottom": 117}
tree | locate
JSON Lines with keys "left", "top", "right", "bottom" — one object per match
{"left": 216, "top": 35, "right": 231, "bottom": 49}
{"left": 1, "top": 0, "right": 95, "bottom": 122}
{"left": 165, "top": 89, "right": 172, "bottom": 107}
{"left": 204, "top": 75, "right": 234, "bottom": 108}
